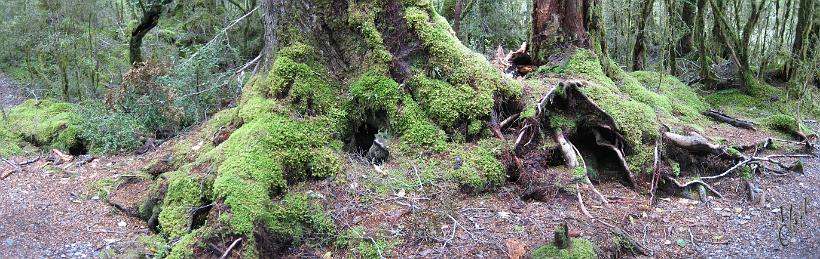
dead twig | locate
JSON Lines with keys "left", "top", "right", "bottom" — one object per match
{"left": 664, "top": 175, "right": 724, "bottom": 199}
{"left": 219, "top": 238, "right": 243, "bottom": 259}
{"left": 576, "top": 184, "right": 593, "bottom": 219}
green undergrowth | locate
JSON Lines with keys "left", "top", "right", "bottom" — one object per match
{"left": 335, "top": 226, "right": 399, "bottom": 259}
{"left": 449, "top": 139, "right": 507, "bottom": 192}
{"left": 532, "top": 238, "right": 597, "bottom": 259}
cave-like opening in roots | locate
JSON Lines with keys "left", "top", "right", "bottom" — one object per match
{"left": 569, "top": 125, "right": 631, "bottom": 185}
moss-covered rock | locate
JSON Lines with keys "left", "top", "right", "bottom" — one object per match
{"left": 157, "top": 169, "right": 212, "bottom": 239}
{"left": 532, "top": 238, "right": 598, "bottom": 259}
{"left": 0, "top": 99, "right": 83, "bottom": 155}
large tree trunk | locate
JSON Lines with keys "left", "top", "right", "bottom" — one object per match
{"left": 631, "top": 0, "right": 655, "bottom": 71}
{"left": 529, "top": 0, "right": 589, "bottom": 65}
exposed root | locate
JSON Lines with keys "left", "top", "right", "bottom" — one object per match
{"left": 663, "top": 132, "right": 722, "bottom": 154}
{"left": 555, "top": 129, "right": 577, "bottom": 168}
{"left": 576, "top": 183, "right": 593, "bottom": 219}
{"left": 220, "top": 238, "right": 243, "bottom": 259}
{"left": 663, "top": 175, "right": 723, "bottom": 199}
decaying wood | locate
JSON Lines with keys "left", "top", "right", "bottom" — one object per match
{"left": 499, "top": 113, "right": 520, "bottom": 129}
{"left": 702, "top": 109, "right": 756, "bottom": 130}
{"left": 663, "top": 132, "right": 722, "bottom": 153}
{"left": 555, "top": 129, "right": 578, "bottom": 168}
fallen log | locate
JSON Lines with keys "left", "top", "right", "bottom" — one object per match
{"left": 702, "top": 110, "right": 756, "bottom": 130}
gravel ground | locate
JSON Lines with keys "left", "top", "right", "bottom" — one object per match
{"left": 0, "top": 156, "right": 150, "bottom": 258}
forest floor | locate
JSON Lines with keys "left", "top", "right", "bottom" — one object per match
{"left": 0, "top": 69, "right": 817, "bottom": 258}
{"left": 0, "top": 122, "right": 816, "bottom": 258}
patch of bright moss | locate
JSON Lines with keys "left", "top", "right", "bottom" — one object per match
{"left": 158, "top": 169, "right": 212, "bottom": 239}
{"left": 762, "top": 114, "right": 798, "bottom": 134}
{"left": 392, "top": 96, "right": 447, "bottom": 151}
{"left": 532, "top": 238, "right": 598, "bottom": 259}
{"left": 349, "top": 72, "right": 401, "bottom": 115}
{"left": 253, "top": 43, "right": 338, "bottom": 115}
{"left": 3, "top": 99, "right": 82, "bottom": 153}
{"left": 450, "top": 139, "right": 506, "bottom": 192}
{"left": 212, "top": 115, "right": 341, "bottom": 234}
{"left": 704, "top": 89, "right": 761, "bottom": 107}
{"left": 403, "top": 5, "right": 520, "bottom": 128}
{"left": 261, "top": 193, "right": 336, "bottom": 244}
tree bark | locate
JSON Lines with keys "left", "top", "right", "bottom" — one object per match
{"left": 785, "top": 0, "right": 816, "bottom": 80}
{"left": 631, "top": 0, "right": 655, "bottom": 71}
{"left": 529, "top": 0, "right": 589, "bottom": 64}
{"left": 676, "top": 0, "right": 696, "bottom": 56}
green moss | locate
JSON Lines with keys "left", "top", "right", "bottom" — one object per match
{"left": 3, "top": 99, "right": 82, "bottom": 152}
{"left": 213, "top": 115, "right": 341, "bottom": 235}
{"left": 553, "top": 50, "right": 664, "bottom": 173}
{"left": 738, "top": 165, "right": 752, "bottom": 180}
{"left": 744, "top": 73, "right": 782, "bottom": 98}
{"left": 726, "top": 147, "right": 742, "bottom": 158}
{"left": 403, "top": 5, "right": 520, "bottom": 129}
{"left": 450, "top": 139, "right": 506, "bottom": 192}
{"left": 520, "top": 105, "right": 537, "bottom": 119}
{"left": 349, "top": 72, "right": 401, "bottom": 114}
{"left": 0, "top": 123, "right": 23, "bottom": 156}
{"left": 669, "top": 160, "right": 681, "bottom": 176}
{"left": 166, "top": 229, "right": 201, "bottom": 259}
{"left": 158, "top": 170, "right": 212, "bottom": 239}
{"left": 392, "top": 96, "right": 447, "bottom": 151}
{"left": 704, "top": 89, "right": 761, "bottom": 107}
{"left": 253, "top": 43, "right": 338, "bottom": 115}
{"left": 261, "top": 193, "right": 336, "bottom": 244}
{"left": 532, "top": 238, "right": 597, "bottom": 259}
{"left": 629, "top": 71, "right": 708, "bottom": 127}
{"left": 762, "top": 114, "right": 798, "bottom": 133}
{"left": 348, "top": 0, "right": 392, "bottom": 71}
{"left": 549, "top": 113, "right": 576, "bottom": 131}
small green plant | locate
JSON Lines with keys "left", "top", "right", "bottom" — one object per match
{"left": 76, "top": 102, "right": 148, "bottom": 154}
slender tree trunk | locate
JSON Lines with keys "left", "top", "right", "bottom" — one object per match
{"left": 676, "top": 0, "right": 696, "bottom": 56}
{"left": 695, "top": 0, "right": 712, "bottom": 82}
{"left": 129, "top": 1, "right": 170, "bottom": 65}
{"left": 666, "top": 0, "right": 677, "bottom": 75}
{"left": 452, "top": 0, "right": 464, "bottom": 36}
{"left": 786, "top": 0, "right": 816, "bottom": 80}
{"left": 632, "top": 0, "right": 655, "bottom": 71}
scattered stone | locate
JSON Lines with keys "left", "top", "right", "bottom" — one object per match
{"left": 117, "top": 221, "right": 127, "bottom": 228}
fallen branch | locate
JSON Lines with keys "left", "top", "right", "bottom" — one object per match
{"left": 219, "top": 238, "right": 243, "bottom": 259}
{"left": 702, "top": 110, "right": 756, "bottom": 130}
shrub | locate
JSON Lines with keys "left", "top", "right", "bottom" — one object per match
{"left": 76, "top": 102, "right": 148, "bottom": 154}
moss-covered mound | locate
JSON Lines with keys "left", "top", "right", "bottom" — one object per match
{"left": 139, "top": 1, "right": 524, "bottom": 257}
{"left": 0, "top": 99, "right": 83, "bottom": 156}
{"left": 536, "top": 49, "right": 709, "bottom": 173}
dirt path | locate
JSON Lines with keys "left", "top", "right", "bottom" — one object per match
{"left": 0, "top": 70, "right": 24, "bottom": 108}
{"left": 0, "top": 155, "right": 149, "bottom": 258}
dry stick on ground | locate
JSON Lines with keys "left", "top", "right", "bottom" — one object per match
{"left": 576, "top": 183, "right": 594, "bottom": 219}
{"left": 499, "top": 113, "right": 519, "bottom": 129}
{"left": 702, "top": 154, "right": 813, "bottom": 180}
{"left": 219, "top": 238, "right": 243, "bottom": 259}
{"left": 649, "top": 143, "right": 660, "bottom": 206}
{"left": 702, "top": 109, "right": 757, "bottom": 130}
